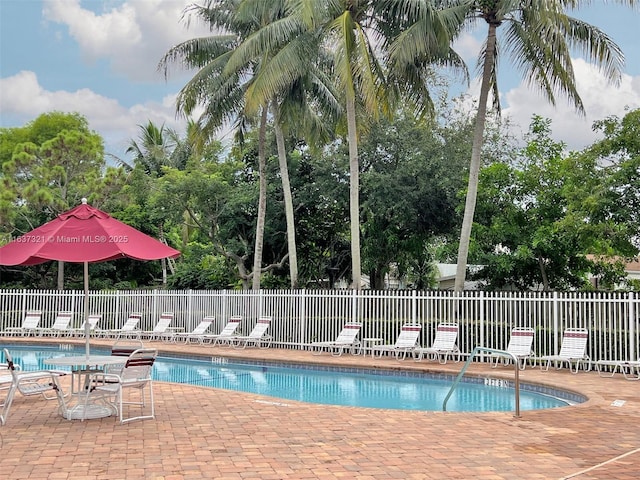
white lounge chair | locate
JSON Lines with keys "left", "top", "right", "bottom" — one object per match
{"left": 83, "top": 348, "right": 158, "bottom": 423}
{"left": 70, "top": 314, "right": 102, "bottom": 337}
{"left": 311, "top": 322, "right": 362, "bottom": 356}
{"left": 6, "top": 310, "right": 42, "bottom": 337}
{"left": 38, "top": 311, "right": 74, "bottom": 337}
{"left": 371, "top": 323, "right": 422, "bottom": 360}
{"left": 491, "top": 327, "right": 535, "bottom": 370}
{"left": 1, "top": 349, "right": 64, "bottom": 426}
{"left": 539, "top": 328, "right": 590, "bottom": 374}
{"left": 413, "top": 323, "right": 460, "bottom": 364}
{"left": 173, "top": 316, "right": 215, "bottom": 344}
{"left": 595, "top": 357, "right": 640, "bottom": 380}
{"left": 201, "top": 315, "right": 243, "bottom": 346}
{"left": 101, "top": 312, "right": 142, "bottom": 339}
{"left": 231, "top": 316, "right": 273, "bottom": 349}
{"left": 141, "top": 312, "right": 174, "bottom": 342}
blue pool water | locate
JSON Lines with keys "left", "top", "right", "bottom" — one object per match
{"left": 1, "top": 344, "right": 579, "bottom": 412}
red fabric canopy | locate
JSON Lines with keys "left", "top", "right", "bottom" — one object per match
{"left": 0, "top": 201, "right": 180, "bottom": 266}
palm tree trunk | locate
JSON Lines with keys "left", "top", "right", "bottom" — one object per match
{"left": 454, "top": 22, "right": 498, "bottom": 291}
{"left": 273, "top": 111, "right": 299, "bottom": 289}
{"left": 346, "top": 94, "right": 362, "bottom": 290}
{"left": 252, "top": 106, "right": 269, "bottom": 290}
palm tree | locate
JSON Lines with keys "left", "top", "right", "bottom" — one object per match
{"left": 280, "top": 0, "right": 393, "bottom": 289}
{"left": 159, "top": 0, "right": 275, "bottom": 290}
{"left": 382, "top": 0, "right": 469, "bottom": 119}
{"left": 227, "top": 4, "right": 341, "bottom": 288}
{"left": 125, "top": 121, "right": 187, "bottom": 176}
{"left": 452, "top": 0, "right": 638, "bottom": 291}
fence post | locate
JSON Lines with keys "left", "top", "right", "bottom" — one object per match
{"left": 259, "top": 289, "right": 264, "bottom": 317}
{"left": 629, "top": 292, "right": 636, "bottom": 361}
{"left": 21, "top": 288, "right": 27, "bottom": 320}
{"left": 351, "top": 289, "right": 357, "bottom": 323}
{"left": 479, "top": 290, "right": 485, "bottom": 361}
{"left": 412, "top": 290, "right": 417, "bottom": 323}
{"left": 300, "top": 289, "right": 307, "bottom": 345}
{"left": 152, "top": 289, "right": 158, "bottom": 322}
{"left": 552, "top": 291, "right": 559, "bottom": 355}
{"left": 186, "top": 289, "right": 192, "bottom": 325}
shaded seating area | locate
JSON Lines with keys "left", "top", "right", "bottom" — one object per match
{"left": 1, "top": 348, "right": 64, "bottom": 426}
{"left": 413, "top": 323, "right": 460, "bottom": 364}
{"left": 310, "top": 322, "right": 362, "bottom": 356}
{"left": 173, "top": 316, "right": 215, "bottom": 344}
{"left": 491, "top": 327, "right": 535, "bottom": 370}
{"left": 538, "top": 328, "right": 590, "bottom": 374}
{"left": 6, "top": 310, "right": 42, "bottom": 337}
{"left": 371, "top": 323, "right": 422, "bottom": 360}
{"left": 231, "top": 316, "right": 273, "bottom": 349}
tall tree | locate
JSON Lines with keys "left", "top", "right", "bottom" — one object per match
{"left": 473, "top": 115, "right": 637, "bottom": 290}
{"left": 282, "top": 0, "right": 392, "bottom": 289}
{"left": 125, "top": 121, "right": 189, "bottom": 176}
{"left": 452, "top": 0, "right": 638, "bottom": 291}
{"left": 160, "top": 0, "right": 267, "bottom": 289}
{"left": 227, "top": 1, "right": 341, "bottom": 288}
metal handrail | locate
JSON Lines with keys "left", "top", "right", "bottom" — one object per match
{"left": 442, "top": 346, "right": 521, "bottom": 417}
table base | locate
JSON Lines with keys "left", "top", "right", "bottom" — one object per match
{"left": 59, "top": 401, "right": 116, "bottom": 420}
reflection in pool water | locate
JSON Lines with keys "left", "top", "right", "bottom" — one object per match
{"left": 1, "top": 344, "right": 579, "bottom": 412}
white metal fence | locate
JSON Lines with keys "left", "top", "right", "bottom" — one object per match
{"left": 1, "top": 289, "right": 638, "bottom": 363}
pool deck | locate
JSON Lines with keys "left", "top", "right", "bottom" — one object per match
{"left": 1, "top": 336, "right": 639, "bottom": 479}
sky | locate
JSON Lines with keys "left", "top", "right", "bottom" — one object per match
{"left": 1, "top": 0, "right": 639, "bottom": 162}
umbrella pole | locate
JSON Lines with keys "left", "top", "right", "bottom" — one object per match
{"left": 84, "top": 261, "right": 90, "bottom": 359}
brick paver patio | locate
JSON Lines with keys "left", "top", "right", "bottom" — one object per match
{"left": 1, "top": 337, "right": 639, "bottom": 479}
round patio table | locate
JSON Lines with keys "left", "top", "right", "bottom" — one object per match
{"left": 45, "top": 355, "right": 127, "bottom": 420}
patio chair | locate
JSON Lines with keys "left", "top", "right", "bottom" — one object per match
{"left": 84, "top": 348, "right": 158, "bottom": 423}
{"left": 141, "top": 312, "right": 174, "bottom": 342}
{"left": 1, "top": 348, "right": 64, "bottom": 426}
{"left": 491, "top": 327, "right": 535, "bottom": 370}
{"left": 100, "top": 312, "right": 142, "bottom": 339}
{"left": 310, "top": 322, "right": 362, "bottom": 356}
{"left": 539, "top": 328, "right": 590, "bottom": 374}
{"left": 6, "top": 310, "right": 42, "bottom": 337}
{"left": 594, "top": 357, "right": 640, "bottom": 380}
{"left": 70, "top": 314, "right": 102, "bottom": 337}
{"left": 371, "top": 323, "right": 422, "bottom": 360}
{"left": 173, "top": 316, "right": 215, "bottom": 344}
{"left": 231, "top": 316, "right": 273, "bottom": 349}
{"left": 102, "top": 337, "right": 147, "bottom": 376}
{"left": 37, "top": 311, "right": 73, "bottom": 337}
{"left": 413, "top": 323, "right": 460, "bottom": 364}
{"left": 201, "top": 315, "right": 243, "bottom": 346}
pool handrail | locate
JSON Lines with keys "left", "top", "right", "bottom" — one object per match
{"left": 443, "top": 346, "right": 521, "bottom": 417}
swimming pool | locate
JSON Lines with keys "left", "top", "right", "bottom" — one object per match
{"left": 1, "top": 344, "right": 581, "bottom": 412}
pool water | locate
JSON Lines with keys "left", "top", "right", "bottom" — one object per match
{"left": 1, "top": 344, "right": 575, "bottom": 412}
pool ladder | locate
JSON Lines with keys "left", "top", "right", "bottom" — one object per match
{"left": 443, "top": 346, "right": 521, "bottom": 417}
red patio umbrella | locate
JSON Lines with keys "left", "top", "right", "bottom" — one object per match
{"left": 0, "top": 199, "right": 180, "bottom": 357}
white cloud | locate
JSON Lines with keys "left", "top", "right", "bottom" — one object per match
{"left": 0, "top": 71, "right": 191, "bottom": 158}
{"left": 43, "top": 0, "right": 211, "bottom": 82}
{"left": 452, "top": 31, "right": 483, "bottom": 69}
{"left": 501, "top": 59, "right": 640, "bottom": 150}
